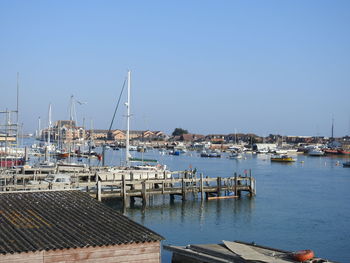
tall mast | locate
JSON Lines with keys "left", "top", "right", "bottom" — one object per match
{"left": 48, "top": 104, "right": 52, "bottom": 145}
{"left": 125, "top": 70, "right": 131, "bottom": 166}
{"left": 16, "top": 72, "right": 19, "bottom": 147}
{"left": 331, "top": 116, "right": 334, "bottom": 139}
{"left": 69, "top": 95, "right": 74, "bottom": 123}
{"left": 38, "top": 117, "right": 41, "bottom": 138}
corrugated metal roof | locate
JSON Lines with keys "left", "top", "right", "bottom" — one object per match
{"left": 0, "top": 190, "right": 163, "bottom": 255}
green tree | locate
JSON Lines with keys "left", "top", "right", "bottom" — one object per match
{"left": 172, "top": 128, "right": 189, "bottom": 136}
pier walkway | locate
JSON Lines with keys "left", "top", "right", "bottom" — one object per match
{"left": 0, "top": 167, "right": 256, "bottom": 206}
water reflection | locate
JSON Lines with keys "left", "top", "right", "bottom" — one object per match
{"left": 104, "top": 194, "right": 255, "bottom": 231}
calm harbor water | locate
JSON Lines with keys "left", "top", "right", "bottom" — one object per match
{"left": 22, "top": 140, "right": 350, "bottom": 262}
{"left": 102, "top": 149, "right": 350, "bottom": 263}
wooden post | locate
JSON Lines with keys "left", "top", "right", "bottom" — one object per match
{"left": 14, "top": 174, "right": 17, "bottom": 186}
{"left": 237, "top": 174, "right": 242, "bottom": 198}
{"left": 122, "top": 174, "right": 127, "bottom": 207}
{"left": 130, "top": 196, "right": 135, "bottom": 206}
{"left": 200, "top": 173, "right": 204, "bottom": 200}
{"left": 182, "top": 177, "right": 186, "bottom": 201}
{"left": 217, "top": 177, "right": 222, "bottom": 197}
{"left": 234, "top": 172, "right": 237, "bottom": 197}
{"left": 97, "top": 181, "right": 101, "bottom": 202}
{"left": 251, "top": 178, "right": 256, "bottom": 197}
{"left": 24, "top": 146, "right": 28, "bottom": 164}
{"left": 142, "top": 180, "right": 147, "bottom": 206}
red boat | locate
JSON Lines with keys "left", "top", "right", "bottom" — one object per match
{"left": 57, "top": 152, "right": 69, "bottom": 158}
{"left": 324, "top": 149, "right": 339, "bottom": 155}
{"left": 338, "top": 149, "right": 350, "bottom": 155}
{"left": 0, "top": 157, "right": 25, "bottom": 167}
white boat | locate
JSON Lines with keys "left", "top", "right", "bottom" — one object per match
{"left": 229, "top": 154, "right": 243, "bottom": 159}
{"left": 129, "top": 145, "right": 137, "bottom": 151}
{"left": 275, "top": 149, "right": 288, "bottom": 155}
{"left": 308, "top": 148, "right": 325, "bottom": 156}
{"left": 97, "top": 71, "right": 169, "bottom": 180}
{"left": 257, "top": 149, "right": 268, "bottom": 154}
{"left": 28, "top": 174, "right": 73, "bottom": 189}
{"left": 229, "top": 151, "right": 243, "bottom": 159}
{"left": 201, "top": 150, "right": 221, "bottom": 158}
{"left": 34, "top": 160, "right": 56, "bottom": 168}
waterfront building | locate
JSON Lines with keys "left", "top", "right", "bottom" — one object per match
{"left": 0, "top": 190, "right": 163, "bottom": 263}
{"left": 41, "top": 120, "right": 86, "bottom": 142}
{"left": 205, "top": 134, "right": 226, "bottom": 143}
{"left": 108, "top": 129, "right": 167, "bottom": 142}
{"left": 182, "top": 133, "right": 205, "bottom": 142}
{"left": 89, "top": 129, "right": 109, "bottom": 140}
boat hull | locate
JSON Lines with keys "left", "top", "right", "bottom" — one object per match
{"left": 271, "top": 155, "right": 295, "bottom": 162}
{"left": 0, "top": 158, "right": 25, "bottom": 167}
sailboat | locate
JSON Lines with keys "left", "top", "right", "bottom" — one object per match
{"left": 124, "top": 71, "right": 158, "bottom": 165}
{"left": 97, "top": 70, "right": 169, "bottom": 181}
{"left": 36, "top": 104, "right": 56, "bottom": 168}
{"left": 0, "top": 74, "right": 25, "bottom": 168}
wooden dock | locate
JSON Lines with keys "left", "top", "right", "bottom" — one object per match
{"left": 0, "top": 167, "right": 256, "bottom": 207}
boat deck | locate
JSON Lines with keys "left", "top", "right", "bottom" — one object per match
{"left": 164, "top": 241, "right": 337, "bottom": 263}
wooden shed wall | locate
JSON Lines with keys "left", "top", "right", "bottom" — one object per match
{"left": 0, "top": 241, "right": 161, "bottom": 263}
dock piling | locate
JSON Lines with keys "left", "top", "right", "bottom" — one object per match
{"left": 200, "top": 173, "right": 204, "bottom": 200}
{"left": 97, "top": 181, "right": 101, "bottom": 202}
{"left": 141, "top": 180, "right": 147, "bottom": 205}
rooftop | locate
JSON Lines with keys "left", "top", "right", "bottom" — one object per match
{"left": 0, "top": 190, "right": 163, "bottom": 255}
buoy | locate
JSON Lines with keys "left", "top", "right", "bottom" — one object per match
{"left": 292, "top": 249, "right": 314, "bottom": 262}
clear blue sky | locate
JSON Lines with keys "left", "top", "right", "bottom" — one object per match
{"left": 1, "top": 0, "right": 350, "bottom": 137}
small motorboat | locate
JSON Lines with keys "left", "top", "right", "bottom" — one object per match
{"left": 229, "top": 152, "right": 243, "bottom": 159}
{"left": 270, "top": 155, "right": 296, "bottom": 162}
{"left": 308, "top": 148, "right": 325, "bottom": 156}
{"left": 343, "top": 161, "right": 350, "bottom": 167}
{"left": 200, "top": 150, "right": 221, "bottom": 158}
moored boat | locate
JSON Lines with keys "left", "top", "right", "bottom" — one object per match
{"left": 324, "top": 148, "right": 339, "bottom": 155}
{"left": 338, "top": 149, "right": 350, "bottom": 155}
{"left": 201, "top": 150, "right": 221, "bottom": 158}
{"left": 0, "top": 156, "right": 25, "bottom": 167}
{"left": 308, "top": 148, "right": 325, "bottom": 156}
{"left": 270, "top": 155, "right": 296, "bottom": 162}
{"left": 164, "top": 240, "right": 336, "bottom": 263}
{"left": 57, "top": 152, "right": 69, "bottom": 158}
{"left": 229, "top": 152, "right": 243, "bottom": 159}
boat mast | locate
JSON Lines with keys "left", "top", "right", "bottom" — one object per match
{"left": 38, "top": 117, "right": 41, "bottom": 139}
{"left": 16, "top": 72, "right": 19, "bottom": 148}
{"left": 125, "top": 70, "right": 131, "bottom": 167}
{"left": 47, "top": 104, "right": 52, "bottom": 162}
{"left": 48, "top": 104, "right": 52, "bottom": 145}
{"left": 331, "top": 116, "right": 334, "bottom": 140}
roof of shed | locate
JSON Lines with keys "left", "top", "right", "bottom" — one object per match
{"left": 0, "top": 190, "right": 163, "bottom": 255}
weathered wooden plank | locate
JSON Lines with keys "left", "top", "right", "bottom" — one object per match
{"left": 48, "top": 252, "right": 160, "bottom": 263}
{"left": 223, "top": 241, "right": 290, "bottom": 263}
{"left": 44, "top": 246, "right": 160, "bottom": 262}
{"left": 0, "top": 251, "right": 43, "bottom": 263}
{"left": 44, "top": 242, "right": 160, "bottom": 256}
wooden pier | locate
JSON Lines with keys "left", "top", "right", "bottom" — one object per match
{"left": 0, "top": 167, "right": 256, "bottom": 206}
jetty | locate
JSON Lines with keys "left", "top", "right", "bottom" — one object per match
{"left": 164, "top": 240, "right": 335, "bottom": 263}
{"left": 0, "top": 167, "right": 256, "bottom": 206}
